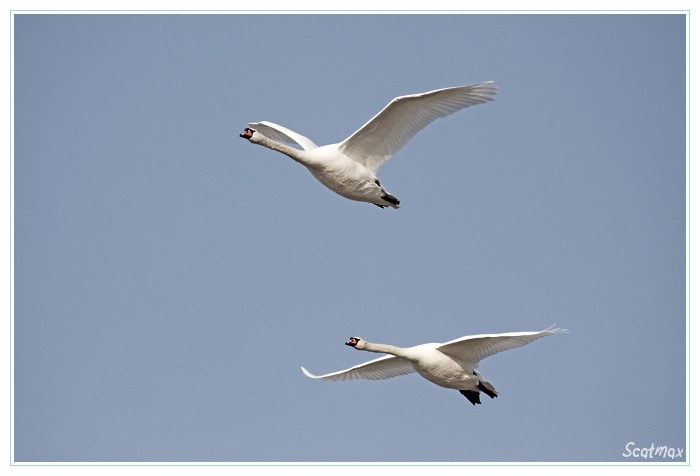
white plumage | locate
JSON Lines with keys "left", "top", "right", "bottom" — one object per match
{"left": 240, "top": 82, "right": 496, "bottom": 208}
{"left": 301, "top": 325, "right": 567, "bottom": 406}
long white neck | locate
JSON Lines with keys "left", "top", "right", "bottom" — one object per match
{"left": 252, "top": 133, "right": 312, "bottom": 167}
{"left": 361, "top": 341, "right": 410, "bottom": 359}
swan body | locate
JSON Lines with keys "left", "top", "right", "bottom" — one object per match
{"left": 301, "top": 325, "right": 567, "bottom": 406}
{"left": 240, "top": 81, "right": 497, "bottom": 208}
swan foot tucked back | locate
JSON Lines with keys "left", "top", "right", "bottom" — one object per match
{"left": 240, "top": 81, "right": 496, "bottom": 208}
{"left": 301, "top": 325, "right": 567, "bottom": 407}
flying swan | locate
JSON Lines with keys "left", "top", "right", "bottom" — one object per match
{"left": 301, "top": 325, "right": 567, "bottom": 405}
{"left": 240, "top": 81, "right": 496, "bottom": 208}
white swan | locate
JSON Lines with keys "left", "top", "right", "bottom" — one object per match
{"left": 240, "top": 82, "right": 496, "bottom": 208}
{"left": 301, "top": 325, "right": 567, "bottom": 405}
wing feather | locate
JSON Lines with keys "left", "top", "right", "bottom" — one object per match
{"left": 339, "top": 81, "right": 497, "bottom": 172}
{"left": 301, "top": 354, "right": 416, "bottom": 382}
{"left": 248, "top": 121, "right": 318, "bottom": 151}
{"left": 437, "top": 325, "right": 568, "bottom": 369}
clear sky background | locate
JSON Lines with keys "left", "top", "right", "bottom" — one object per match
{"left": 12, "top": 10, "right": 687, "bottom": 464}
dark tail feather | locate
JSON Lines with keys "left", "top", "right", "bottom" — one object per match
{"left": 380, "top": 192, "right": 400, "bottom": 207}
{"left": 477, "top": 381, "right": 498, "bottom": 399}
{"left": 459, "top": 390, "right": 481, "bottom": 405}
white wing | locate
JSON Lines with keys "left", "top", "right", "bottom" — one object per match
{"left": 301, "top": 354, "right": 416, "bottom": 382}
{"left": 248, "top": 121, "right": 318, "bottom": 151}
{"left": 436, "top": 325, "right": 568, "bottom": 369}
{"left": 338, "top": 81, "right": 497, "bottom": 173}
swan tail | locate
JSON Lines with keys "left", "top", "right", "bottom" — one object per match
{"left": 459, "top": 389, "right": 482, "bottom": 405}
{"left": 477, "top": 380, "right": 498, "bottom": 399}
{"left": 379, "top": 192, "right": 400, "bottom": 209}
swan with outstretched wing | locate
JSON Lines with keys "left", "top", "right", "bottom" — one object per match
{"left": 240, "top": 82, "right": 496, "bottom": 208}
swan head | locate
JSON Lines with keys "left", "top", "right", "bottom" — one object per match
{"left": 239, "top": 127, "right": 269, "bottom": 146}
{"left": 239, "top": 127, "right": 256, "bottom": 140}
{"left": 345, "top": 337, "right": 366, "bottom": 349}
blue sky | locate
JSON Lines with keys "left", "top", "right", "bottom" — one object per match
{"left": 10, "top": 8, "right": 688, "bottom": 467}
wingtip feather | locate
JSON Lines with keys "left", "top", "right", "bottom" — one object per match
{"left": 301, "top": 366, "right": 317, "bottom": 378}
{"left": 543, "top": 323, "right": 569, "bottom": 334}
